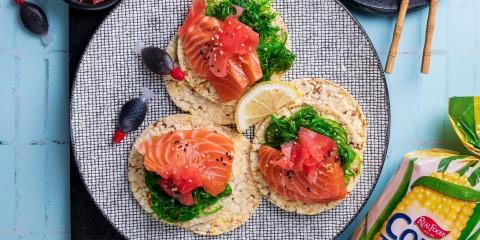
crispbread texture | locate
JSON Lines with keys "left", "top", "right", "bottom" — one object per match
{"left": 128, "top": 114, "right": 261, "bottom": 235}
{"left": 164, "top": 12, "right": 289, "bottom": 125}
{"left": 165, "top": 36, "right": 237, "bottom": 125}
{"left": 250, "top": 78, "right": 367, "bottom": 215}
{"left": 177, "top": 15, "right": 289, "bottom": 105}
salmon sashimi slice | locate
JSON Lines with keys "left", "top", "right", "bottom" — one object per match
{"left": 138, "top": 129, "right": 234, "bottom": 205}
{"left": 257, "top": 128, "right": 347, "bottom": 204}
{"left": 239, "top": 51, "right": 263, "bottom": 85}
{"left": 178, "top": 0, "right": 263, "bottom": 103}
{"left": 179, "top": 10, "right": 222, "bottom": 79}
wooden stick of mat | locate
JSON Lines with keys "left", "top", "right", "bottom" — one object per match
{"left": 421, "top": 0, "right": 439, "bottom": 74}
{"left": 385, "top": 0, "right": 410, "bottom": 74}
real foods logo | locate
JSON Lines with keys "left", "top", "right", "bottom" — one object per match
{"left": 413, "top": 216, "right": 450, "bottom": 239}
{"left": 381, "top": 213, "right": 450, "bottom": 239}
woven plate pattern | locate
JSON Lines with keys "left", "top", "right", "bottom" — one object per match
{"left": 71, "top": 0, "right": 390, "bottom": 239}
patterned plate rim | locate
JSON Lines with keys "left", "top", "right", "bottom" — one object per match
{"left": 70, "top": 0, "right": 391, "bottom": 238}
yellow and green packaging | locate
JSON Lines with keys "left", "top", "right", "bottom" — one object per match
{"left": 352, "top": 149, "right": 480, "bottom": 240}
{"left": 449, "top": 96, "right": 480, "bottom": 156}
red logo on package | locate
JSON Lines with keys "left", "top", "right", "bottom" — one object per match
{"left": 414, "top": 216, "right": 450, "bottom": 239}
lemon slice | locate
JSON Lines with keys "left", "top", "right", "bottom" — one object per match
{"left": 235, "top": 82, "right": 301, "bottom": 132}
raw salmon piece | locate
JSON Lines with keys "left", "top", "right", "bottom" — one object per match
{"left": 207, "top": 58, "right": 251, "bottom": 102}
{"left": 239, "top": 52, "right": 263, "bottom": 85}
{"left": 138, "top": 129, "right": 233, "bottom": 205}
{"left": 179, "top": 6, "right": 222, "bottom": 79}
{"left": 177, "top": 0, "right": 263, "bottom": 103}
{"left": 257, "top": 129, "right": 347, "bottom": 204}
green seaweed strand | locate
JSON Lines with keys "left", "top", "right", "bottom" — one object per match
{"left": 144, "top": 171, "right": 232, "bottom": 222}
{"left": 205, "top": 0, "right": 296, "bottom": 81}
{"left": 263, "top": 105, "right": 360, "bottom": 183}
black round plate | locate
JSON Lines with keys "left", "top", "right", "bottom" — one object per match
{"left": 341, "top": 0, "right": 429, "bottom": 14}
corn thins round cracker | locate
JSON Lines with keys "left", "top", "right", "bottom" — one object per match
{"left": 165, "top": 14, "right": 289, "bottom": 125}
{"left": 250, "top": 78, "right": 367, "bottom": 215}
{"left": 128, "top": 114, "right": 261, "bottom": 235}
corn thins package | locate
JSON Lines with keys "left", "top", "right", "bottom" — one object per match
{"left": 352, "top": 149, "right": 480, "bottom": 240}
{"left": 449, "top": 96, "right": 480, "bottom": 157}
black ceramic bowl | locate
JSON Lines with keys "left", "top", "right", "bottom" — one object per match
{"left": 64, "top": 0, "right": 120, "bottom": 10}
{"left": 340, "top": 0, "right": 428, "bottom": 14}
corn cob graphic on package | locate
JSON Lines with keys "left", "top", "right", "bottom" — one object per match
{"left": 353, "top": 149, "right": 480, "bottom": 240}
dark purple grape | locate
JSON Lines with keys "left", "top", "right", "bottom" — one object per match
{"left": 141, "top": 47, "right": 174, "bottom": 75}
{"left": 19, "top": 2, "right": 49, "bottom": 36}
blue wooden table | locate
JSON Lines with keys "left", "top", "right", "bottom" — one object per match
{"left": 0, "top": 0, "right": 478, "bottom": 239}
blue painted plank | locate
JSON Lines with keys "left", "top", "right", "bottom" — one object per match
{"left": 46, "top": 52, "right": 69, "bottom": 142}
{"left": 448, "top": 55, "right": 477, "bottom": 97}
{"left": 0, "top": 54, "right": 16, "bottom": 142}
{"left": 15, "top": 145, "right": 47, "bottom": 239}
{"left": 44, "top": 0, "right": 69, "bottom": 52}
{"left": 397, "top": 10, "right": 423, "bottom": 52}
{"left": 17, "top": 53, "right": 47, "bottom": 144}
{"left": 353, "top": 15, "right": 395, "bottom": 57}
{"left": 45, "top": 144, "right": 69, "bottom": 236}
{"left": 0, "top": 2, "right": 16, "bottom": 50}
{"left": 415, "top": 55, "right": 448, "bottom": 145}
{"left": 0, "top": 146, "right": 16, "bottom": 233}
{"left": 446, "top": 0, "right": 476, "bottom": 52}
{"left": 476, "top": 58, "right": 480, "bottom": 93}
{"left": 386, "top": 54, "right": 421, "bottom": 145}
{"left": 429, "top": 0, "right": 448, "bottom": 51}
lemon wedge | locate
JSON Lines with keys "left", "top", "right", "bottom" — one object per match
{"left": 235, "top": 82, "right": 301, "bottom": 132}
